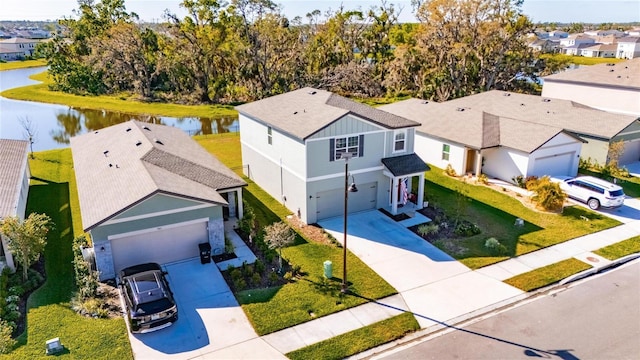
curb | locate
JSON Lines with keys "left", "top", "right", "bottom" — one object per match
{"left": 561, "top": 252, "right": 640, "bottom": 285}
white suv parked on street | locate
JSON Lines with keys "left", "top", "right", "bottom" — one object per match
{"left": 551, "top": 176, "right": 625, "bottom": 210}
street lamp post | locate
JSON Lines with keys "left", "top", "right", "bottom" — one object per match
{"left": 341, "top": 152, "right": 358, "bottom": 293}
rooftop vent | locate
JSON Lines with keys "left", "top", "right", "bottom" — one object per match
{"left": 520, "top": 103, "right": 525, "bottom": 106}
{"left": 94, "top": 131, "right": 99, "bottom": 134}
{"left": 609, "top": 69, "right": 615, "bottom": 72}
{"left": 103, "top": 150, "right": 109, "bottom": 157}
{"left": 293, "top": 111, "right": 298, "bottom": 114}
{"left": 126, "top": 127, "right": 132, "bottom": 132}
{"left": 308, "top": 90, "right": 317, "bottom": 95}
{"left": 456, "top": 107, "right": 465, "bottom": 112}
{"left": 503, "top": 93, "right": 511, "bottom": 97}
{"left": 135, "top": 141, "right": 142, "bottom": 146}
{"left": 617, "top": 75, "right": 622, "bottom": 78}
{"left": 542, "top": 98, "right": 551, "bottom": 102}
{"left": 422, "top": 100, "right": 429, "bottom": 104}
{"left": 143, "top": 126, "right": 151, "bottom": 131}
{"left": 154, "top": 138, "right": 164, "bottom": 145}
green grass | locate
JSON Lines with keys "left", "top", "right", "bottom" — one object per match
{"left": 504, "top": 258, "right": 592, "bottom": 292}
{"left": 2, "top": 149, "right": 132, "bottom": 359}
{"left": 594, "top": 236, "right": 640, "bottom": 260}
{"left": 425, "top": 169, "right": 621, "bottom": 269}
{"left": 541, "top": 54, "right": 625, "bottom": 66}
{"left": 286, "top": 312, "right": 420, "bottom": 360}
{"left": 0, "top": 71, "right": 237, "bottom": 118}
{"left": 0, "top": 59, "right": 47, "bottom": 71}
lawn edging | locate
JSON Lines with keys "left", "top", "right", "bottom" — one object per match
{"left": 503, "top": 258, "right": 592, "bottom": 292}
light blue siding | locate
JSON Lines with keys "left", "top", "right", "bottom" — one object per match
{"left": 307, "top": 114, "right": 381, "bottom": 139}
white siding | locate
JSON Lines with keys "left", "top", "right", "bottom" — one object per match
{"left": 528, "top": 133, "right": 581, "bottom": 177}
{"left": 482, "top": 148, "right": 529, "bottom": 183}
{"left": 542, "top": 81, "right": 640, "bottom": 116}
{"left": 414, "top": 133, "right": 467, "bottom": 175}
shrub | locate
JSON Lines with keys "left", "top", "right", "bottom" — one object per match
{"left": 417, "top": 223, "right": 439, "bottom": 237}
{"left": 268, "top": 271, "right": 279, "bottom": 284}
{"left": 226, "top": 264, "right": 235, "bottom": 272}
{"left": 4, "top": 310, "right": 20, "bottom": 322}
{"left": 254, "top": 259, "right": 265, "bottom": 274}
{"left": 444, "top": 164, "right": 457, "bottom": 177}
{"left": 484, "top": 238, "right": 508, "bottom": 256}
{"left": 512, "top": 175, "right": 526, "bottom": 188}
{"left": 234, "top": 278, "right": 247, "bottom": 291}
{"left": 524, "top": 176, "right": 539, "bottom": 190}
{"left": 454, "top": 221, "right": 481, "bottom": 237}
{"left": 72, "top": 234, "right": 99, "bottom": 301}
{"left": 476, "top": 173, "right": 489, "bottom": 185}
{"left": 8, "top": 286, "right": 24, "bottom": 297}
{"left": 230, "top": 268, "right": 243, "bottom": 281}
{"left": 283, "top": 271, "right": 293, "bottom": 281}
{"left": 243, "top": 264, "right": 254, "bottom": 278}
{"left": 251, "top": 273, "right": 261, "bottom": 286}
{"left": 291, "top": 264, "right": 302, "bottom": 277}
{"left": 529, "top": 176, "right": 566, "bottom": 211}
{"left": 224, "top": 236, "right": 234, "bottom": 254}
{"left": 0, "top": 320, "right": 16, "bottom": 354}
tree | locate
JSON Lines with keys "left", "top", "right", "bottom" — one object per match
{"left": 528, "top": 176, "right": 566, "bottom": 212}
{"left": 263, "top": 221, "right": 295, "bottom": 272}
{"left": 18, "top": 117, "right": 37, "bottom": 159}
{"left": 0, "top": 214, "right": 53, "bottom": 281}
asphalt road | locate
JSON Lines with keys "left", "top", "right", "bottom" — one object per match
{"left": 380, "top": 260, "right": 640, "bottom": 360}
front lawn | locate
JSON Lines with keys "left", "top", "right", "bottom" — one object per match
{"left": 2, "top": 149, "right": 132, "bottom": 359}
{"left": 0, "top": 59, "right": 47, "bottom": 71}
{"left": 423, "top": 169, "right": 621, "bottom": 269}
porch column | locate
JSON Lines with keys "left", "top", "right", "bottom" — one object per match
{"left": 227, "top": 191, "right": 237, "bottom": 218}
{"left": 417, "top": 173, "right": 425, "bottom": 210}
{"left": 474, "top": 150, "right": 482, "bottom": 176}
{"left": 391, "top": 177, "right": 399, "bottom": 215}
{"left": 237, "top": 188, "right": 244, "bottom": 220}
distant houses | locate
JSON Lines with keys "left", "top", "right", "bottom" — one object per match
{"left": 529, "top": 28, "right": 640, "bottom": 59}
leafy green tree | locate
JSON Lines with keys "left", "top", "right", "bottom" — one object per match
{"left": 263, "top": 221, "right": 295, "bottom": 272}
{"left": 0, "top": 213, "right": 54, "bottom": 281}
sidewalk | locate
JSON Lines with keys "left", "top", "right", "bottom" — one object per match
{"left": 247, "top": 217, "right": 640, "bottom": 358}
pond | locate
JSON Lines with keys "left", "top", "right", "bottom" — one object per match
{"left": 0, "top": 67, "right": 238, "bottom": 152}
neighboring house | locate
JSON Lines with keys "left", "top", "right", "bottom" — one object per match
{"left": 548, "top": 30, "right": 569, "bottom": 38}
{"left": 236, "top": 87, "right": 429, "bottom": 225}
{"left": 0, "top": 45, "right": 24, "bottom": 61}
{"left": 562, "top": 43, "right": 593, "bottom": 56}
{"left": 542, "top": 58, "right": 640, "bottom": 116}
{"left": 616, "top": 36, "right": 640, "bottom": 59}
{"left": 71, "top": 121, "right": 247, "bottom": 281}
{"left": 559, "top": 34, "right": 595, "bottom": 47}
{"left": 0, "top": 139, "right": 31, "bottom": 272}
{"left": 529, "top": 39, "right": 559, "bottom": 53}
{"left": 584, "top": 30, "right": 625, "bottom": 37}
{"left": 0, "top": 37, "right": 40, "bottom": 58}
{"left": 580, "top": 43, "right": 617, "bottom": 58}
{"left": 380, "top": 98, "right": 584, "bottom": 183}
{"left": 443, "top": 91, "right": 640, "bottom": 168}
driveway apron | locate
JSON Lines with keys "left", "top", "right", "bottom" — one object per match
{"left": 318, "top": 210, "right": 524, "bottom": 328}
{"left": 127, "top": 258, "right": 273, "bottom": 359}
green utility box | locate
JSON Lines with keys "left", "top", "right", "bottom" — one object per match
{"left": 323, "top": 260, "right": 332, "bottom": 278}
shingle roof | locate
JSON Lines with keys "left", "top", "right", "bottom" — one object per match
{"left": 0, "top": 139, "right": 29, "bottom": 218}
{"left": 71, "top": 121, "right": 246, "bottom": 231}
{"left": 380, "top": 97, "right": 585, "bottom": 153}
{"left": 543, "top": 58, "right": 640, "bottom": 90}
{"left": 235, "top": 87, "right": 420, "bottom": 140}
{"left": 618, "top": 36, "right": 640, "bottom": 43}
{"left": 446, "top": 90, "right": 639, "bottom": 139}
{"left": 381, "top": 154, "right": 430, "bottom": 177}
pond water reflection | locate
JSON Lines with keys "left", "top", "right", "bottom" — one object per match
{"left": 0, "top": 67, "right": 238, "bottom": 151}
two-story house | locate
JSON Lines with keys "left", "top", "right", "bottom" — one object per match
{"left": 236, "top": 88, "right": 429, "bottom": 225}
{"left": 616, "top": 36, "right": 640, "bottom": 59}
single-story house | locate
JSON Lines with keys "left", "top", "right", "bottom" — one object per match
{"left": 71, "top": 121, "right": 246, "bottom": 280}
{"left": 380, "top": 99, "right": 585, "bottom": 183}
{"left": 236, "top": 87, "right": 429, "bottom": 225}
{"left": 0, "top": 139, "right": 31, "bottom": 271}
{"left": 444, "top": 90, "right": 640, "bottom": 168}
{"left": 542, "top": 58, "right": 640, "bottom": 116}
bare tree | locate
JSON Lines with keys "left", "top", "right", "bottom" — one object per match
{"left": 263, "top": 221, "right": 296, "bottom": 272}
{"left": 19, "top": 117, "right": 37, "bottom": 158}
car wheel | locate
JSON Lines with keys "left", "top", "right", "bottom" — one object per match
{"left": 588, "top": 198, "right": 600, "bottom": 210}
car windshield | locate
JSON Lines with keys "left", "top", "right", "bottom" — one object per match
{"left": 610, "top": 189, "right": 625, "bottom": 197}
{"left": 134, "top": 298, "right": 174, "bottom": 314}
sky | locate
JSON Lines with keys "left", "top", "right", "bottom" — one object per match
{"left": 1, "top": 0, "right": 639, "bottom": 24}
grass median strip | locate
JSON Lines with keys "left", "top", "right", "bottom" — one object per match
{"left": 286, "top": 312, "right": 420, "bottom": 360}
{"left": 503, "top": 258, "right": 592, "bottom": 292}
{"left": 594, "top": 236, "right": 640, "bottom": 260}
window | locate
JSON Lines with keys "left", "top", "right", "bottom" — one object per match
{"left": 442, "top": 144, "right": 451, "bottom": 161}
{"left": 394, "top": 130, "right": 406, "bottom": 152}
{"left": 267, "top": 126, "right": 272, "bottom": 145}
{"left": 330, "top": 135, "right": 364, "bottom": 161}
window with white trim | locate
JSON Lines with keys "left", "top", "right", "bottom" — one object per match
{"left": 442, "top": 144, "right": 451, "bottom": 161}
{"left": 393, "top": 130, "right": 406, "bottom": 152}
{"left": 335, "top": 136, "right": 359, "bottom": 159}
{"left": 267, "top": 126, "right": 272, "bottom": 145}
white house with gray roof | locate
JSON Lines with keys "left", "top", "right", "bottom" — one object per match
{"left": 71, "top": 121, "right": 246, "bottom": 280}
{"left": 236, "top": 87, "right": 429, "bottom": 224}
{"left": 380, "top": 98, "right": 585, "bottom": 183}
{"left": 0, "top": 139, "right": 30, "bottom": 271}
{"left": 542, "top": 58, "right": 640, "bottom": 116}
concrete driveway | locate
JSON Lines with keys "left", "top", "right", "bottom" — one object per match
{"left": 567, "top": 196, "right": 640, "bottom": 224}
{"left": 127, "top": 258, "right": 282, "bottom": 359}
{"left": 318, "top": 210, "right": 523, "bottom": 329}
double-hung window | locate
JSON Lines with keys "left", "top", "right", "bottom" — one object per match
{"left": 267, "top": 126, "right": 272, "bottom": 145}
{"left": 442, "top": 144, "right": 451, "bottom": 161}
{"left": 330, "top": 135, "right": 364, "bottom": 161}
{"left": 393, "top": 130, "right": 406, "bottom": 152}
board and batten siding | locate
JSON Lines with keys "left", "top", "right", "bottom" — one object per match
{"left": 307, "top": 114, "right": 380, "bottom": 139}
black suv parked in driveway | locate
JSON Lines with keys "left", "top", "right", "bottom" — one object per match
{"left": 119, "top": 263, "right": 178, "bottom": 333}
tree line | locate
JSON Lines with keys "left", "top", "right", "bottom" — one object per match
{"left": 40, "top": 0, "right": 543, "bottom": 104}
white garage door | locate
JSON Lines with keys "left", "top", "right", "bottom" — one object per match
{"left": 111, "top": 220, "right": 208, "bottom": 273}
{"left": 316, "top": 182, "right": 377, "bottom": 221}
{"left": 532, "top": 152, "right": 575, "bottom": 177}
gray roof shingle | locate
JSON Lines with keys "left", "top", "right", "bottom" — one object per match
{"left": 543, "top": 58, "right": 640, "bottom": 90}
{"left": 71, "top": 121, "right": 246, "bottom": 231}
{"left": 235, "top": 87, "right": 420, "bottom": 140}
{"left": 0, "top": 139, "right": 29, "bottom": 218}
{"left": 381, "top": 154, "right": 430, "bottom": 177}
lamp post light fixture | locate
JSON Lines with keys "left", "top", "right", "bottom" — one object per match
{"left": 341, "top": 152, "right": 358, "bottom": 293}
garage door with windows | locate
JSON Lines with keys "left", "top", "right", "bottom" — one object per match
{"left": 316, "top": 182, "right": 377, "bottom": 221}
{"left": 110, "top": 220, "right": 208, "bottom": 273}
